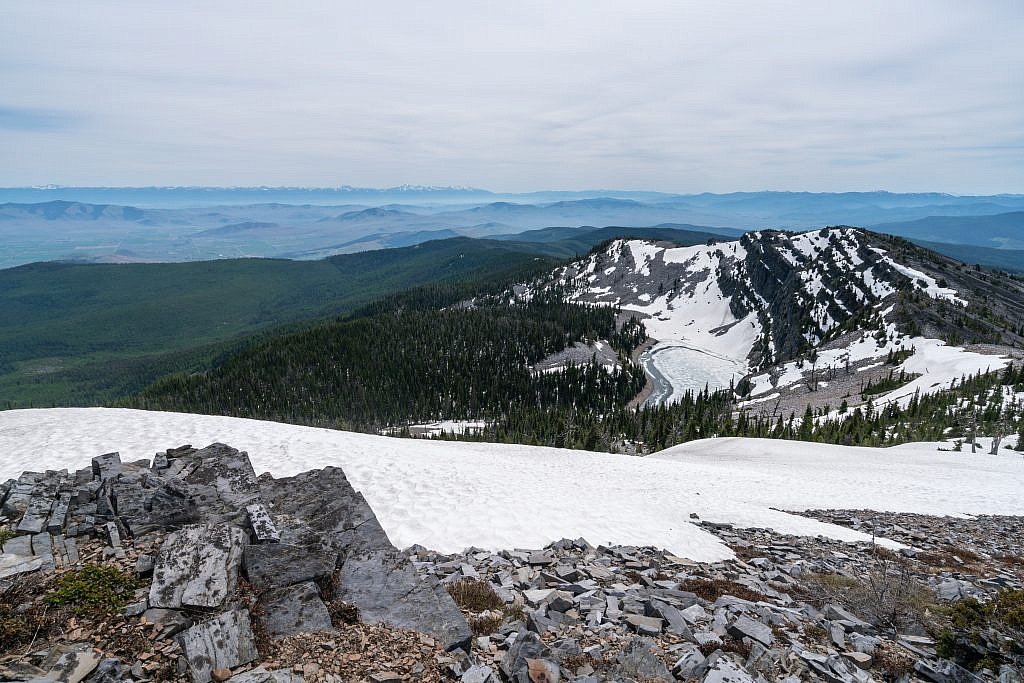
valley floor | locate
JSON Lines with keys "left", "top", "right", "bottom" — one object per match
{"left": 2, "top": 408, "right": 1022, "bottom": 564}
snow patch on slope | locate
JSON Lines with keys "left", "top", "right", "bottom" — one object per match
{"left": 4, "top": 409, "right": 1024, "bottom": 562}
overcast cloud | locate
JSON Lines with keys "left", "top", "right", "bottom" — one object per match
{"left": 1, "top": 1, "right": 1022, "bottom": 193}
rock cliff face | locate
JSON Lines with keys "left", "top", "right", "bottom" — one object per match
{"left": 0, "top": 443, "right": 470, "bottom": 682}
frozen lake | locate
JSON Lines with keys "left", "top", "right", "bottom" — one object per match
{"left": 641, "top": 342, "right": 747, "bottom": 405}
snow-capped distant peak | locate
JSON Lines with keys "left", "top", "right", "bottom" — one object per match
{"left": 544, "top": 228, "right": 968, "bottom": 372}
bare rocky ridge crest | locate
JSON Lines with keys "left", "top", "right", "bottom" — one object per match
{"left": 2, "top": 443, "right": 1022, "bottom": 682}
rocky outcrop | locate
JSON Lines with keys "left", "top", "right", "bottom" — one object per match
{"left": 0, "top": 442, "right": 470, "bottom": 682}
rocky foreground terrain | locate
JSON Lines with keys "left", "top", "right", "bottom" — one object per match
{"left": 1, "top": 444, "right": 1021, "bottom": 682}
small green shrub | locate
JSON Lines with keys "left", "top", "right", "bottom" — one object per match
{"left": 945, "top": 597, "right": 987, "bottom": 630}
{"left": 0, "top": 528, "right": 14, "bottom": 551}
{"left": 991, "top": 589, "right": 1024, "bottom": 631}
{"left": 45, "top": 564, "right": 142, "bottom": 614}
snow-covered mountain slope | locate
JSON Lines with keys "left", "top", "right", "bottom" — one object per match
{"left": 3, "top": 408, "right": 1023, "bottom": 562}
{"left": 542, "top": 227, "right": 1024, "bottom": 405}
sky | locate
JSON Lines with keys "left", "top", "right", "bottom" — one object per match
{"left": 1, "top": 1, "right": 1022, "bottom": 193}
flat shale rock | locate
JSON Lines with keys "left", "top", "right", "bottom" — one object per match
{"left": 45, "top": 647, "right": 102, "bottom": 683}
{"left": 243, "top": 542, "right": 335, "bottom": 589}
{"left": 337, "top": 549, "right": 472, "bottom": 652}
{"left": 261, "top": 581, "right": 334, "bottom": 639}
{"left": 149, "top": 522, "right": 246, "bottom": 609}
{"left": 178, "top": 609, "right": 258, "bottom": 683}
{"left": 0, "top": 550, "right": 46, "bottom": 579}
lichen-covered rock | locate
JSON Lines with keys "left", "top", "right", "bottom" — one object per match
{"left": 246, "top": 503, "right": 281, "bottom": 543}
{"left": 261, "top": 581, "right": 334, "bottom": 639}
{"left": 178, "top": 609, "right": 258, "bottom": 683}
{"left": 44, "top": 647, "right": 102, "bottom": 683}
{"left": 149, "top": 522, "right": 246, "bottom": 609}
{"left": 181, "top": 443, "right": 264, "bottom": 525}
{"left": 614, "top": 637, "right": 673, "bottom": 682}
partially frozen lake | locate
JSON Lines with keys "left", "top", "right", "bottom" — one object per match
{"left": 641, "top": 342, "right": 747, "bottom": 405}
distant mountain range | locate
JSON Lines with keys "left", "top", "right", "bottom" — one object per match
{"left": 872, "top": 211, "right": 1024, "bottom": 249}
{"left": 1, "top": 190, "right": 1023, "bottom": 271}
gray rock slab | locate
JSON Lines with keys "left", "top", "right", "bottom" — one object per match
{"left": 1, "top": 481, "right": 34, "bottom": 518}
{"left": 500, "top": 630, "right": 550, "bottom": 682}
{"left": 91, "top": 452, "right": 122, "bottom": 480}
{"left": 259, "top": 467, "right": 392, "bottom": 558}
{"left": 142, "top": 608, "right": 191, "bottom": 638}
{"left": 615, "top": 637, "right": 673, "bottom": 682}
{"left": 243, "top": 543, "right": 335, "bottom": 589}
{"left": 16, "top": 493, "right": 52, "bottom": 534}
{"left": 86, "top": 659, "right": 128, "bottom": 683}
{"left": 2, "top": 534, "right": 32, "bottom": 556}
{"left": 178, "top": 609, "right": 258, "bottom": 683}
{"left": 624, "top": 613, "right": 663, "bottom": 636}
{"left": 914, "top": 658, "right": 983, "bottom": 683}
{"left": 47, "top": 493, "right": 71, "bottom": 534}
{"left": 128, "top": 479, "right": 199, "bottom": 535}
{"left": 727, "top": 615, "right": 773, "bottom": 646}
{"left": 337, "top": 549, "right": 471, "bottom": 652}
{"left": 149, "top": 523, "right": 246, "bottom": 609}
{"left": 648, "top": 599, "right": 695, "bottom": 640}
{"left": 31, "top": 532, "right": 55, "bottom": 570}
{"left": 461, "top": 664, "right": 495, "bottom": 683}
{"left": 45, "top": 647, "right": 102, "bottom": 683}
{"left": 182, "top": 443, "right": 263, "bottom": 524}
{"left": 701, "top": 654, "right": 755, "bottom": 683}
{"left": 65, "top": 537, "right": 79, "bottom": 565}
{"left": 0, "top": 553, "right": 45, "bottom": 579}
{"left": 261, "top": 581, "right": 334, "bottom": 639}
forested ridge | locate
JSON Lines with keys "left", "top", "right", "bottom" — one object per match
{"left": 449, "top": 364, "right": 1024, "bottom": 452}
{"left": 127, "top": 292, "right": 648, "bottom": 430}
{"left": 0, "top": 236, "right": 561, "bottom": 407}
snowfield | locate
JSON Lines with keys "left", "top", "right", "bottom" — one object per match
{"left": 3, "top": 409, "right": 1023, "bottom": 563}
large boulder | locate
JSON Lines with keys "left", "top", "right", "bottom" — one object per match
{"left": 149, "top": 523, "right": 246, "bottom": 609}
{"left": 337, "top": 549, "right": 472, "bottom": 652}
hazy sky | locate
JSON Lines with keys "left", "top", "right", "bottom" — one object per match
{"left": 2, "top": 1, "right": 1022, "bottom": 193}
